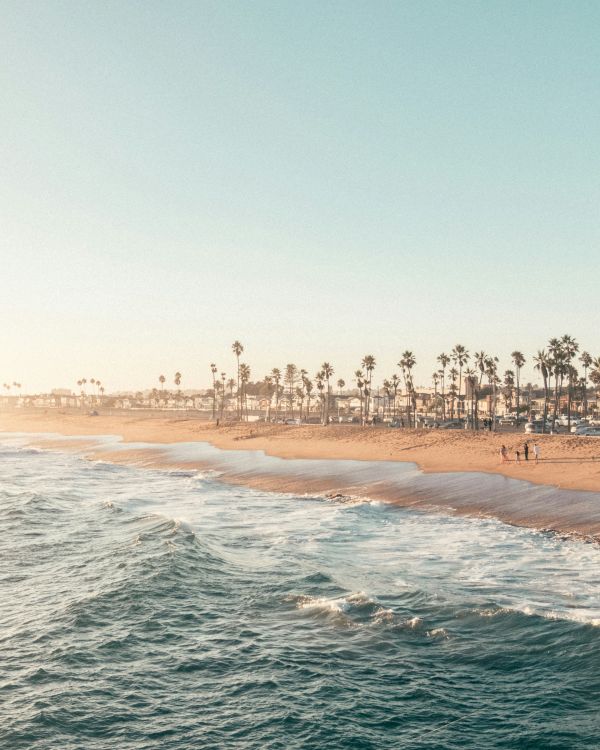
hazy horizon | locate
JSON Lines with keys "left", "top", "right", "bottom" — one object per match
{"left": 3, "top": 1, "right": 599, "bottom": 393}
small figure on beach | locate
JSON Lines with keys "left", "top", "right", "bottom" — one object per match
{"left": 523, "top": 442, "right": 529, "bottom": 461}
{"left": 515, "top": 450, "right": 520, "bottom": 464}
{"left": 500, "top": 445, "right": 508, "bottom": 463}
{"left": 533, "top": 443, "right": 540, "bottom": 464}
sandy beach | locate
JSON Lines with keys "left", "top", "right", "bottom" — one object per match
{"left": 2, "top": 409, "right": 600, "bottom": 493}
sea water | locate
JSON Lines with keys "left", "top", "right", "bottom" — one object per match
{"left": 1, "top": 436, "right": 600, "bottom": 749}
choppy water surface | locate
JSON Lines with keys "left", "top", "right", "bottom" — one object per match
{"left": 1, "top": 437, "right": 600, "bottom": 749}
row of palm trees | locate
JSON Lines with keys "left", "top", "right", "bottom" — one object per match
{"left": 75, "top": 378, "right": 104, "bottom": 402}
{"left": 211, "top": 337, "right": 600, "bottom": 432}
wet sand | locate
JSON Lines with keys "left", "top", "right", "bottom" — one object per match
{"left": 2, "top": 410, "right": 600, "bottom": 539}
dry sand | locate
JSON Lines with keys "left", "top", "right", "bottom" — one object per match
{"left": 2, "top": 409, "right": 600, "bottom": 492}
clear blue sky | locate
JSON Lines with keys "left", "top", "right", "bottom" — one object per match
{"left": 2, "top": 0, "right": 599, "bottom": 392}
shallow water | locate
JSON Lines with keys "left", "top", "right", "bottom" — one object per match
{"left": 2, "top": 436, "right": 600, "bottom": 748}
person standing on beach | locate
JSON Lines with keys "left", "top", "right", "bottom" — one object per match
{"left": 523, "top": 442, "right": 529, "bottom": 461}
{"left": 515, "top": 450, "right": 520, "bottom": 464}
{"left": 533, "top": 443, "right": 540, "bottom": 464}
{"left": 500, "top": 445, "right": 508, "bottom": 463}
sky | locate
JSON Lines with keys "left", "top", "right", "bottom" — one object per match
{"left": 2, "top": 0, "right": 599, "bottom": 393}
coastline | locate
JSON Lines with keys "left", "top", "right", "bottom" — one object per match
{"left": 1, "top": 409, "right": 600, "bottom": 492}
{"left": 2, "top": 410, "right": 600, "bottom": 540}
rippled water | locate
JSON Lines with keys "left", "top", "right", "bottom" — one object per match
{"left": 2, "top": 437, "right": 600, "bottom": 748}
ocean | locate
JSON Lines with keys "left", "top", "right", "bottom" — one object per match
{"left": 1, "top": 434, "right": 600, "bottom": 749}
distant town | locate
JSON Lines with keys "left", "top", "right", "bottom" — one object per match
{"left": 3, "top": 336, "right": 599, "bottom": 433}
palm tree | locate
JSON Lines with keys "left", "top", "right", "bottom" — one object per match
{"left": 431, "top": 372, "right": 441, "bottom": 420}
{"left": 382, "top": 379, "right": 391, "bottom": 419}
{"left": 503, "top": 370, "right": 515, "bottom": 414}
{"left": 399, "top": 351, "right": 416, "bottom": 427}
{"left": 321, "top": 363, "right": 334, "bottom": 425}
{"left": 464, "top": 368, "right": 477, "bottom": 426}
{"left": 159, "top": 374, "right": 166, "bottom": 395}
{"left": 391, "top": 373, "right": 400, "bottom": 419}
{"left": 448, "top": 367, "right": 458, "bottom": 419}
{"left": 484, "top": 357, "right": 499, "bottom": 428}
{"left": 304, "top": 377, "right": 313, "bottom": 421}
{"left": 451, "top": 345, "right": 469, "bottom": 418}
{"left": 285, "top": 364, "right": 298, "bottom": 419}
{"left": 533, "top": 350, "right": 550, "bottom": 432}
{"left": 437, "top": 353, "right": 450, "bottom": 419}
{"left": 315, "top": 371, "right": 325, "bottom": 423}
{"left": 591, "top": 358, "right": 600, "bottom": 413}
{"left": 548, "top": 337, "right": 565, "bottom": 428}
{"left": 355, "top": 370, "right": 365, "bottom": 424}
{"left": 239, "top": 363, "right": 250, "bottom": 420}
{"left": 262, "top": 375, "right": 273, "bottom": 421}
{"left": 220, "top": 372, "right": 227, "bottom": 418}
{"left": 232, "top": 340, "right": 244, "bottom": 419}
{"left": 337, "top": 378, "right": 345, "bottom": 395}
{"left": 209, "top": 364, "right": 217, "bottom": 418}
{"left": 580, "top": 351, "right": 592, "bottom": 418}
{"left": 226, "top": 378, "right": 236, "bottom": 414}
{"left": 474, "top": 351, "right": 487, "bottom": 429}
{"left": 361, "top": 355, "right": 376, "bottom": 421}
{"left": 271, "top": 368, "right": 282, "bottom": 420}
{"left": 511, "top": 351, "right": 526, "bottom": 425}
{"left": 560, "top": 335, "right": 579, "bottom": 429}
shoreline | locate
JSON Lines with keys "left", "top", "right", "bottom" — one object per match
{"left": 2, "top": 409, "right": 600, "bottom": 492}
{"left": 2, "top": 410, "right": 600, "bottom": 540}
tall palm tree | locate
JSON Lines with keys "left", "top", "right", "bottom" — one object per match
{"left": 361, "top": 355, "right": 376, "bottom": 421}
{"left": 511, "top": 351, "right": 526, "bottom": 424}
{"left": 503, "top": 370, "right": 515, "bottom": 414}
{"left": 448, "top": 367, "right": 458, "bottom": 419}
{"left": 451, "top": 345, "right": 469, "bottom": 418}
{"left": 580, "top": 351, "right": 592, "bottom": 418}
{"left": 209, "top": 365, "right": 217, "bottom": 418}
{"left": 227, "top": 378, "right": 236, "bottom": 413}
{"left": 239, "top": 363, "right": 250, "bottom": 420}
{"left": 159, "top": 374, "right": 166, "bottom": 394}
{"left": 271, "top": 368, "right": 281, "bottom": 420}
{"left": 263, "top": 375, "right": 273, "bottom": 421}
{"left": 464, "top": 368, "right": 477, "bottom": 426}
{"left": 560, "top": 335, "right": 579, "bottom": 428}
{"left": 220, "top": 372, "right": 227, "bottom": 419}
{"left": 399, "top": 351, "right": 416, "bottom": 427}
{"left": 548, "top": 337, "right": 565, "bottom": 428}
{"left": 304, "top": 377, "right": 313, "bottom": 421}
{"left": 391, "top": 373, "right": 400, "bottom": 419}
{"left": 431, "top": 372, "right": 440, "bottom": 420}
{"left": 437, "top": 353, "right": 450, "bottom": 419}
{"left": 382, "top": 379, "right": 391, "bottom": 419}
{"left": 590, "top": 358, "right": 600, "bottom": 410}
{"left": 321, "top": 363, "right": 334, "bottom": 425}
{"left": 533, "top": 350, "right": 550, "bottom": 432}
{"left": 484, "top": 357, "right": 499, "bottom": 428}
{"left": 315, "top": 371, "right": 325, "bottom": 423}
{"left": 232, "top": 340, "right": 244, "bottom": 419}
{"left": 474, "top": 351, "right": 488, "bottom": 429}
{"left": 337, "top": 378, "right": 345, "bottom": 395}
{"left": 355, "top": 370, "right": 365, "bottom": 425}
{"left": 285, "top": 364, "right": 298, "bottom": 419}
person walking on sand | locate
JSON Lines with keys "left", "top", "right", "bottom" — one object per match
{"left": 523, "top": 442, "right": 529, "bottom": 461}
{"left": 515, "top": 450, "right": 521, "bottom": 464}
{"left": 533, "top": 443, "right": 540, "bottom": 464}
{"left": 500, "top": 445, "right": 508, "bottom": 463}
